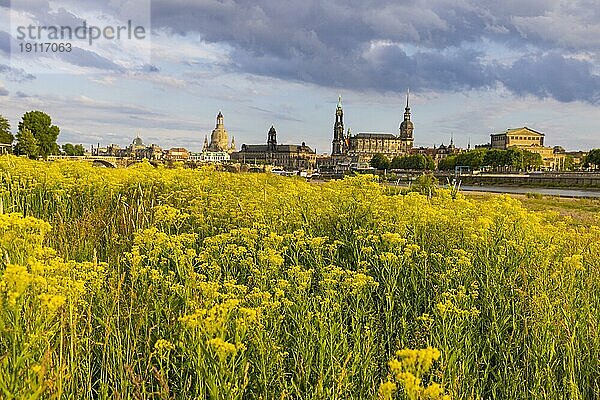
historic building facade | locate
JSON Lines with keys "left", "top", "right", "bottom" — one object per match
{"left": 411, "top": 135, "right": 461, "bottom": 166}
{"left": 490, "top": 127, "right": 545, "bottom": 149}
{"left": 206, "top": 111, "right": 236, "bottom": 153}
{"left": 490, "top": 127, "right": 565, "bottom": 170}
{"left": 232, "top": 126, "right": 316, "bottom": 170}
{"left": 163, "top": 147, "right": 190, "bottom": 162}
{"left": 93, "top": 136, "right": 163, "bottom": 160}
{"left": 331, "top": 92, "right": 415, "bottom": 165}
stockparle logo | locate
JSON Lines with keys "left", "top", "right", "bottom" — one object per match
{"left": 7, "top": 0, "right": 151, "bottom": 73}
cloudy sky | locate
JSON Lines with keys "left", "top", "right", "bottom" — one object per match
{"left": 1, "top": 0, "right": 599, "bottom": 153}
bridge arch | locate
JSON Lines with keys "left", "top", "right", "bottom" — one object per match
{"left": 92, "top": 159, "right": 117, "bottom": 168}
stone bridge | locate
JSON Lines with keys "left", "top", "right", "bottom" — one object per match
{"left": 47, "top": 155, "right": 141, "bottom": 168}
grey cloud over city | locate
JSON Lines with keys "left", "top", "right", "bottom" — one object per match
{"left": 149, "top": 0, "right": 600, "bottom": 103}
{"left": 3, "top": 0, "right": 599, "bottom": 103}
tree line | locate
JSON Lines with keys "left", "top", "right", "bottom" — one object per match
{"left": 370, "top": 147, "right": 600, "bottom": 171}
{"left": 437, "top": 148, "right": 545, "bottom": 171}
{"left": 0, "top": 111, "right": 84, "bottom": 158}
{"left": 370, "top": 153, "right": 435, "bottom": 171}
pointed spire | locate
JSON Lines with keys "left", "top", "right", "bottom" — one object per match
{"left": 337, "top": 94, "right": 343, "bottom": 109}
{"left": 468, "top": 137, "right": 471, "bottom": 150}
{"left": 450, "top": 133, "right": 454, "bottom": 146}
{"left": 402, "top": 88, "right": 412, "bottom": 124}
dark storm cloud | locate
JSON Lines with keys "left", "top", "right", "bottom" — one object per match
{"left": 234, "top": 43, "right": 494, "bottom": 93}
{"left": 500, "top": 53, "right": 600, "bottom": 103}
{"left": 150, "top": 0, "right": 600, "bottom": 103}
{"left": 5, "top": 0, "right": 600, "bottom": 103}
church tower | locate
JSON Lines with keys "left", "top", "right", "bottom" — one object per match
{"left": 399, "top": 89, "right": 415, "bottom": 152}
{"left": 332, "top": 95, "right": 346, "bottom": 155}
{"left": 267, "top": 126, "right": 277, "bottom": 152}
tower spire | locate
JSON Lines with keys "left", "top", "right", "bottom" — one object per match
{"left": 406, "top": 88, "right": 410, "bottom": 109}
{"left": 332, "top": 94, "right": 345, "bottom": 156}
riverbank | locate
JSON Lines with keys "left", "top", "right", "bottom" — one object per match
{"left": 462, "top": 190, "right": 600, "bottom": 226}
{"left": 442, "top": 171, "right": 600, "bottom": 189}
{"left": 458, "top": 184, "right": 600, "bottom": 198}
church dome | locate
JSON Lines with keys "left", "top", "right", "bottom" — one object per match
{"left": 133, "top": 136, "right": 144, "bottom": 146}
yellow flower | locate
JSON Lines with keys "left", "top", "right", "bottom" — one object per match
{"left": 386, "top": 347, "right": 449, "bottom": 400}
{"left": 378, "top": 380, "right": 397, "bottom": 399}
{"left": 38, "top": 293, "right": 66, "bottom": 314}
{"left": 206, "top": 337, "right": 244, "bottom": 359}
{"left": 154, "top": 339, "right": 175, "bottom": 352}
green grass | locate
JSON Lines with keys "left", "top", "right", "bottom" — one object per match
{"left": 464, "top": 191, "right": 600, "bottom": 226}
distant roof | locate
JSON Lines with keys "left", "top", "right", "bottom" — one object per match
{"left": 277, "top": 144, "right": 315, "bottom": 153}
{"left": 491, "top": 127, "right": 545, "bottom": 136}
{"left": 240, "top": 144, "right": 269, "bottom": 153}
{"left": 239, "top": 144, "right": 315, "bottom": 154}
{"left": 355, "top": 132, "right": 397, "bottom": 139}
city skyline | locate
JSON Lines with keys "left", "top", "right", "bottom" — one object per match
{"left": 1, "top": 0, "right": 599, "bottom": 153}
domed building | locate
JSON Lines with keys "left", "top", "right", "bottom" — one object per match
{"left": 207, "top": 111, "right": 235, "bottom": 153}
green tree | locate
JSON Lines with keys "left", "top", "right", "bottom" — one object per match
{"left": 391, "top": 154, "right": 433, "bottom": 170}
{"left": 18, "top": 111, "right": 60, "bottom": 158}
{"left": 438, "top": 155, "right": 457, "bottom": 171}
{"left": 586, "top": 149, "right": 600, "bottom": 170}
{"left": 370, "top": 153, "right": 390, "bottom": 170}
{"left": 0, "top": 114, "right": 14, "bottom": 146}
{"left": 62, "top": 143, "right": 76, "bottom": 156}
{"left": 563, "top": 155, "right": 574, "bottom": 171}
{"left": 455, "top": 149, "right": 487, "bottom": 169}
{"left": 73, "top": 144, "right": 85, "bottom": 156}
{"left": 424, "top": 155, "right": 435, "bottom": 170}
{"left": 523, "top": 150, "right": 543, "bottom": 170}
{"left": 61, "top": 143, "right": 84, "bottom": 156}
{"left": 483, "top": 149, "right": 508, "bottom": 171}
{"left": 14, "top": 128, "right": 39, "bottom": 159}
{"left": 390, "top": 155, "right": 402, "bottom": 169}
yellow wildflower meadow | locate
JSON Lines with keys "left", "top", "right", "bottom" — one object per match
{"left": 0, "top": 155, "right": 599, "bottom": 399}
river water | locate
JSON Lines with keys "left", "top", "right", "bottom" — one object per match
{"left": 458, "top": 185, "right": 600, "bottom": 198}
